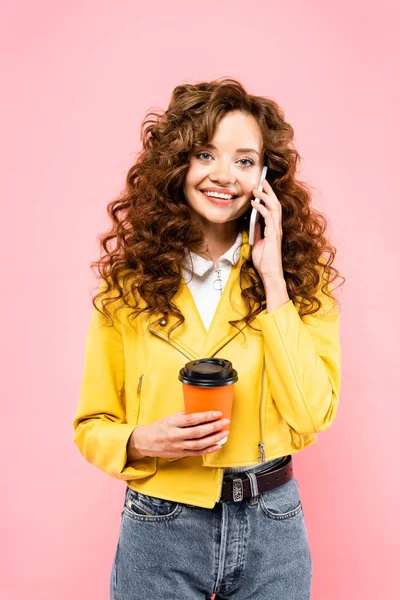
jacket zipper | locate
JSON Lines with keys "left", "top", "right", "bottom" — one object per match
{"left": 136, "top": 373, "right": 144, "bottom": 424}
{"left": 148, "top": 327, "right": 196, "bottom": 361}
{"left": 216, "top": 469, "right": 225, "bottom": 503}
{"left": 136, "top": 374, "right": 144, "bottom": 395}
{"left": 258, "top": 355, "right": 266, "bottom": 463}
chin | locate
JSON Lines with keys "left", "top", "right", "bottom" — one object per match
{"left": 196, "top": 211, "right": 237, "bottom": 225}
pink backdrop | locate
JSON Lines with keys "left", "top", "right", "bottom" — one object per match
{"left": 2, "top": 1, "right": 399, "bottom": 598}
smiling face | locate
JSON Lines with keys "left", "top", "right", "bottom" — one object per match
{"left": 183, "top": 110, "right": 264, "bottom": 234}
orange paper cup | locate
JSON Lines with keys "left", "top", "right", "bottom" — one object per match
{"left": 178, "top": 359, "right": 238, "bottom": 444}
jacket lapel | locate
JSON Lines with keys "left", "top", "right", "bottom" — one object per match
{"left": 147, "top": 230, "right": 253, "bottom": 359}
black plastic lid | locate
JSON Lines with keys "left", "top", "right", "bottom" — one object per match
{"left": 178, "top": 358, "right": 238, "bottom": 388}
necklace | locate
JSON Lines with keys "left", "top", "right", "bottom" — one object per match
{"left": 213, "top": 264, "right": 224, "bottom": 295}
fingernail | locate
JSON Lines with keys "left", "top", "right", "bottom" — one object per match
{"left": 213, "top": 412, "right": 223, "bottom": 417}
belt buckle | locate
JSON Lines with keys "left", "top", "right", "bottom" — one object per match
{"left": 232, "top": 478, "right": 244, "bottom": 502}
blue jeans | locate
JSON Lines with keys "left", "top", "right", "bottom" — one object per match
{"left": 110, "top": 458, "right": 312, "bottom": 599}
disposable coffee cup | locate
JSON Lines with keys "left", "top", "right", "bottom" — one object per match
{"left": 178, "top": 358, "right": 238, "bottom": 445}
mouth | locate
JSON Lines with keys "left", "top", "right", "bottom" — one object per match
{"left": 199, "top": 190, "right": 239, "bottom": 205}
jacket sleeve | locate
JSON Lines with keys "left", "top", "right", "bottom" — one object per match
{"left": 255, "top": 269, "right": 341, "bottom": 436}
{"left": 73, "top": 290, "right": 157, "bottom": 480}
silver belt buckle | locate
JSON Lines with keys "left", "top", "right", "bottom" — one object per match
{"left": 232, "top": 478, "right": 244, "bottom": 502}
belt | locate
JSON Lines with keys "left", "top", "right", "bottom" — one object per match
{"left": 218, "top": 455, "right": 293, "bottom": 503}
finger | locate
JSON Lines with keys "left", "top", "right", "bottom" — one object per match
{"left": 182, "top": 429, "right": 229, "bottom": 451}
{"left": 253, "top": 219, "right": 262, "bottom": 245}
{"left": 261, "top": 178, "right": 277, "bottom": 200}
{"left": 187, "top": 444, "right": 223, "bottom": 456}
{"left": 261, "top": 178, "right": 273, "bottom": 192}
{"left": 173, "top": 410, "right": 223, "bottom": 428}
{"left": 181, "top": 418, "right": 229, "bottom": 440}
{"left": 251, "top": 198, "right": 281, "bottom": 235}
{"left": 170, "top": 443, "right": 223, "bottom": 458}
{"left": 253, "top": 189, "right": 274, "bottom": 207}
{"left": 253, "top": 187, "right": 281, "bottom": 212}
{"left": 251, "top": 199, "right": 272, "bottom": 221}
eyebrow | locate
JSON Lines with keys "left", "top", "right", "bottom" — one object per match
{"left": 199, "top": 143, "right": 260, "bottom": 157}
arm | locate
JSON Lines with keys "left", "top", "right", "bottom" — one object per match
{"left": 72, "top": 289, "right": 157, "bottom": 480}
{"left": 256, "top": 268, "right": 341, "bottom": 436}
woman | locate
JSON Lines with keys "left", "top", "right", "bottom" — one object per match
{"left": 73, "top": 78, "right": 343, "bottom": 599}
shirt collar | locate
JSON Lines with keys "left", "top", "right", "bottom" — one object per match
{"left": 182, "top": 230, "right": 243, "bottom": 277}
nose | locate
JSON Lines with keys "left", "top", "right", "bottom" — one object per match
{"left": 209, "top": 161, "right": 235, "bottom": 184}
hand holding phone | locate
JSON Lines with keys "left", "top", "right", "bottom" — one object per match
{"left": 248, "top": 165, "right": 268, "bottom": 246}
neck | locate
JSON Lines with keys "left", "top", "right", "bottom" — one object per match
{"left": 191, "top": 220, "right": 240, "bottom": 264}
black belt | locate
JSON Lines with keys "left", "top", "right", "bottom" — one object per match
{"left": 218, "top": 455, "right": 293, "bottom": 503}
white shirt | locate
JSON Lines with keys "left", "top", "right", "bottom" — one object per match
{"left": 181, "top": 231, "right": 243, "bottom": 330}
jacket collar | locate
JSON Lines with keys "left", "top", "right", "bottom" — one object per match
{"left": 147, "top": 230, "right": 253, "bottom": 360}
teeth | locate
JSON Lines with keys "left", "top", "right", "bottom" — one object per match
{"left": 203, "top": 191, "right": 234, "bottom": 200}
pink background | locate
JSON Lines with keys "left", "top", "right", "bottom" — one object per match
{"left": 2, "top": 1, "right": 399, "bottom": 598}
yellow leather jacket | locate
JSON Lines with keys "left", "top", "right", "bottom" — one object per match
{"left": 73, "top": 232, "right": 341, "bottom": 508}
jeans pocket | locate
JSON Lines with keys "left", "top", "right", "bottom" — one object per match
{"left": 123, "top": 487, "right": 183, "bottom": 522}
{"left": 259, "top": 477, "right": 303, "bottom": 520}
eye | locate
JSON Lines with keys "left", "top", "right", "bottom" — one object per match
{"left": 196, "top": 152, "right": 212, "bottom": 161}
{"left": 195, "top": 153, "right": 255, "bottom": 167}
{"left": 237, "top": 158, "right": 255, "bottom": 167}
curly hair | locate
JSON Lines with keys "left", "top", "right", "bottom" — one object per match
{"left": 91, "top": 77, "right": 345, "bottom": 336}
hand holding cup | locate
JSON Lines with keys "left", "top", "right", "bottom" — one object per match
{"left": 127, "top": 410, "right": 230, "bottom": 460}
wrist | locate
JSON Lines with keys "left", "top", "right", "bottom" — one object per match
{"left": 127, "top": 426, "right": 148, "bottom": 461}
{"left": 261, "top": 272, "right": 285, "bottom": 285}
{"left": 262, "top": 275, "right": 290, "bottom": 313}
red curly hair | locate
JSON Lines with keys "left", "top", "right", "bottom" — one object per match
{"left": 91, "top": 77, "right": 344, "bottom": 335}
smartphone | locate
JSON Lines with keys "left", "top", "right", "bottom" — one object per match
{"left": 248, "top": 165, "right": 268, "bottom": 245}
